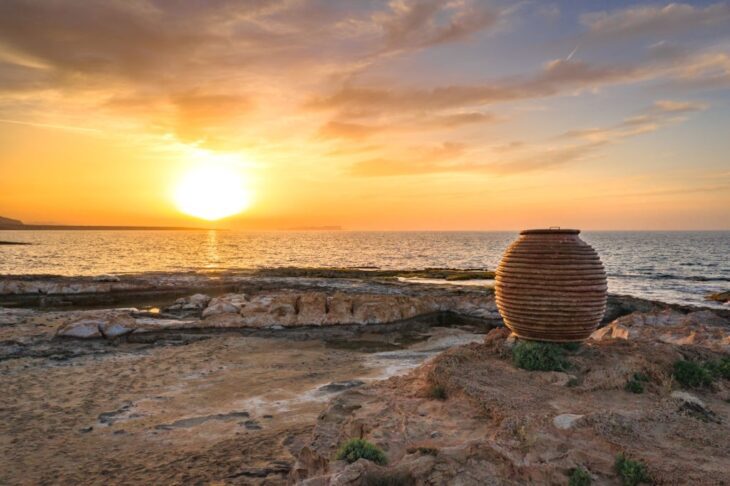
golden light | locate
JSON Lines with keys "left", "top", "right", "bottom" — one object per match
{"left": 173, "top": 164, "right": 252, "bottom": 221}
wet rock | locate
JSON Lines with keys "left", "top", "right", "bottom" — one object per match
{"left": 244, "top": 420, "right": 262, "bottom": 430}
{"left": 156, "top": 411, "right": 250, "bottom": 430}
{"left": 98, "top": 402, "right": 133, "bottom": 425}
{"left": 318, "top": 380, "right": 365, "bottom": 393}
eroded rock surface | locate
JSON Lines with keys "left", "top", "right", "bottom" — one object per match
{"left": 54, "top": 288, "right": 499, "bottom": 339}
{"left": 591, "top": 309, "right": 730, "bottom": 351}
{"left": 292, "top": 313, "right": 730, "bottom": 485}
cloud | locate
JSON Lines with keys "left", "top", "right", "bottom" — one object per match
{"left": 170, "top": 91, "right": 252, "bottom": 142}
{"left": 560, "top": 99, "right": 707, "bottom": 143}
{"left": 311, "top": 58, "right": 647, "bottom": 114}
{"left": 376, "top": 0, "right": 499, "bottom": 54}
{"left": 0, "top": 60, "right": 53, "bottom": 92}
{"left": 318, "top": 111, "right": 493, "bottom": 140}
{"left": 318, "top": 121, "right": 382, "bottom": 140}
{"left": 348, "top": 100, "right": 707, "bottom": 177}
{"left": 349, "top": 142, "right": 468, "bottom": 176}
{"left": 581, "top": 3, "right": 730, "bottom": 41}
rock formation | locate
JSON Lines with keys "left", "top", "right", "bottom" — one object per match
{"left": 292, "top": 311, "right": 730, "bottom": 485}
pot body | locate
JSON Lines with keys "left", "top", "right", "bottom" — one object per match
{"left": 495, "top": 229, "right": 607, "bottom": 342}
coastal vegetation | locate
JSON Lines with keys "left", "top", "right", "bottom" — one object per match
{"left": 568, "top": 467, "right": 592, "bottom": 486}
{"left": 512, "top": 340, "right": 571, "bottom": 371}
{"left": 624, "top": 373, "right": 650, "bottom": 394}
{"left": 427, "top": 384, "right": 447, "bottom": 400}
{"left": 673, "top": 357, "right": 730, "bottom": 388}
{"left": 362, "top": 470, "right": 415, "bottom": 486}
{"left": 336, "top": 438, "right": 388, "bottom": 465}
{"left": 614, "top": 453, "right": 651, "bottom": 485}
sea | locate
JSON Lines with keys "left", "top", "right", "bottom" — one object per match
{"left": 1, "top": 230, "right": 728, "bottom": 309}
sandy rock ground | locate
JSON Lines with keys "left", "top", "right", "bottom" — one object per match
{"left": 0, "top": 294, "right": 488, "bottom": 485}
{"left": 1, "top": 273, "right": 728, "bottom": 485}
{"left": 293, "top": 316, "right": 730, "bottom": 485}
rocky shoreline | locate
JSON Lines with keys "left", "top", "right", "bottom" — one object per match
{"left": 1, "top": 270, "right": 728, "bottom": 485}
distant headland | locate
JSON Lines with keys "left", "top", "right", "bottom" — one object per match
{"left": 0, "top": 215, "right": 208, "bottom": 231}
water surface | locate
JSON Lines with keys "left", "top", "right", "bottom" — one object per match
{"left": 1, "top": 230, "right": 727, "bottom": 308}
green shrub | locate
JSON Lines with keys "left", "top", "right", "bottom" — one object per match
{"left": 362, "top": 470, "right": 414, "bottom": 486}
{"left": 336, "top": 438, "right": 387, "bottom": 465}
{"left": 625, "top": 373, "right": 649, "bottom": 394}
{"left": 705, "top": 357, "right": 730, "bottom": 380}
{"left": 569, "top": 466, "right": 592, "bottom": 486}
{"left": 512, "top": 341, "right": 570, "bottom": 371}
{"left": 561, "top": 342, "right": 582, "bottom": 352}
{"left": 427, "top": 384, "right": 447, "bottom": 400}
{"left": 624, "top": 380, "right": 644, "bottom": 394}
{"left": 615, "top": 453, "right": 651, "bottom": 485}
{"left": 673, "top": 360, "right": 713, "bottom": 388}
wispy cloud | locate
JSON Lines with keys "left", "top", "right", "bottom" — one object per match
{"left": 375, "top": 0, "right": 499, "bottom": 54}
{"left": 347, "top": 99, "right": 707, "bottom": 177}
{"left": 581, "top": 2, "right": 730, "bottom": 41}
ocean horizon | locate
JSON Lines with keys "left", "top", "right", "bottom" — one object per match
{"left": 2, "top": 229, "right": 728, "bottom": 309}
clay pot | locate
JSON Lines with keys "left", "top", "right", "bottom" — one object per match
{"left": 495, "top": 229, "right": 607, "bottom": 342}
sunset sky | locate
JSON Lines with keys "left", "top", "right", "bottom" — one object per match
{"left": 0, "top": 0, "right": 729, "bottom": 230}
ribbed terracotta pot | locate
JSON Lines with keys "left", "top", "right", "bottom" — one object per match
{"left": 495, "top": 228, "right": 607, "bottom": 342}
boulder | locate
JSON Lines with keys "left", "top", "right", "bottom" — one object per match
{"left": 165, "top": 293, "right": 211, "bottom": 313}
{"left": 553, "top": 413, "right": 584, "bottom": 430}
{"left": 57, "top": 318, "right": 103, "bottom": 339}
{"left": 99, "top": 314, "right": 136, "bottom": 338}
{"left": 57, "top": 312, "right": 136, "bottom": 339}
{"left": 202, "top": 299, "right": 240, "bottom": 319}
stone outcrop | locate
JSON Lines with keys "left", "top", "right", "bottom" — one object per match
{"left": 57, "top": 313, "right": 137, "bottom": 339}
{"left": 590, "top": 309, "right": 730, "bottom": 351}
{"left": 291, "top": 310, "right": 730, "bottom": 485}
{"left": 55, "top": 288, "right": 499, "bottom": 339}
{"left": 707, "top": 290, "right": 730, "bottom": 303}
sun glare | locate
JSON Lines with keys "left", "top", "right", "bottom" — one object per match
{"left": 173, "top": 165, "right": 252, "bottom": 221}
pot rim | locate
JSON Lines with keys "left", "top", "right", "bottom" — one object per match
{"left": 520, "top": 228, "right": 580, "bottom": 235}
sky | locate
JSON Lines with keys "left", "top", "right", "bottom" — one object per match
{"left": 0, "top": 0, "right": 729, "bottom": 230}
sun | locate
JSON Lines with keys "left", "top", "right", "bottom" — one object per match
{"left": 173, "top": 165, "right": 252, "bottom": 221}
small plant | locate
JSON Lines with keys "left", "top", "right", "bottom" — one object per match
{"left": 569, "top": 466, "right": 592, "bottom": 486}
{"left": 705, "top": 356, "right": 730, "bottom": 380}
{"left": 362, "top": 470, "right": 415, "bottom": 486}
{"left": 624, "top": 380, "right": 644, "bottom": 394}
{"left": 427, "top": 384, "right": 447, "bottom": 400}
{"left": 673, "top": 360, "right": 713, "bottom": 388}
{"left": 561, "top": 342, "right": 582, "bottom": 352}
{"left": 615, "top": 453, "right": 651, "bottom": 486}
{"left": 625, "top": 373, "right": 649, "bottom": 394}
{"left": 512, "top": 340, "right": 570, "bottom": 371}
{"left": 336, "top": 438, "right": 387, "bottom": 465}
{"left": 567, "top": 377, "right": 580, "bottom": 387}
